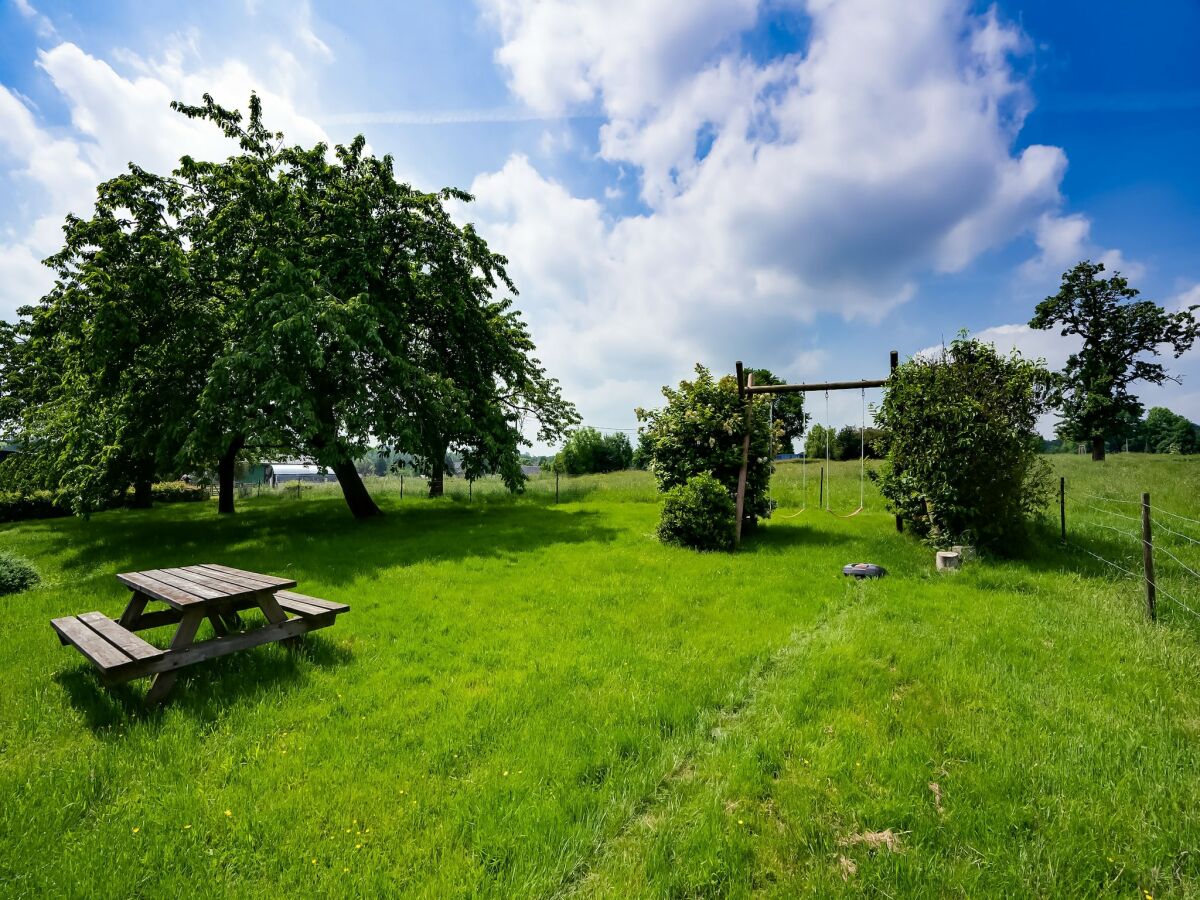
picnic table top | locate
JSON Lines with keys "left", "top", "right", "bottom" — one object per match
{"left": 115, "top": 563, "right": 297, "bottom": 610}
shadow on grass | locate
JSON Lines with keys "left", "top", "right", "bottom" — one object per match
{"left": 32, "top": 500, "right": 620, "bottom": 590}
{"left": 745, "top": 520, "right": 857, "bottom": 553}
{"left": 54, "top": 633, "right": 351, "bottom": 733}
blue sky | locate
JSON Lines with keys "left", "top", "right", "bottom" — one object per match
{"left": 1, "top": 0, "right": 1198, "bottom": 448}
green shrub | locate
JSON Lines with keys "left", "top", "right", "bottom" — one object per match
{"left": 637, "top": 365, "right": 774, "bottom": 531}
{"left": 873, "top": 335, "right": 1054, "bottom": 552}
{"left": 555, "top": 427, "right": 634, "bottom": 474}
{"left": 656, "top": 473, "right": 737, "bottom": 551}
{"left": 0, "top": 491, "right": 69, "bottom": 523}
{"left": 149, "top": 481, "right": 207, "bottom": 503}
{"left": 0, "top": 552, "right": 39, "bottom": 596}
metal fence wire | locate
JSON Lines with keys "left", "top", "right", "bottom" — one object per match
{"left": 1064, "top": 486, "right": 1200, "bottom": 623}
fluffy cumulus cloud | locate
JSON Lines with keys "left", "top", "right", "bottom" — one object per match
{"left": 466, "top": 0, "right": 1084, "bottom": 434}
{"left": 0, "top": 16, "right": 332, "bottom": 322}
{"left": 1019, "top": 211, "right": 1145, "bottom": 285}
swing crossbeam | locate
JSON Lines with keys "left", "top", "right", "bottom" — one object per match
{"left": 742, "top": 377, "right": 887, "bottom": 396}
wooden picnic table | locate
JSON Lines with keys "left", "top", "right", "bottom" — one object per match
{"left": 51, "top": 563, "right": 348, "bottom": 703}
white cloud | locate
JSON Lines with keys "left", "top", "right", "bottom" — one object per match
{"left": 1019, "top": 211, "right": 1145, "bottom": 285}
{"left": 1169, "top": 283, "right": 1200, "bottom": 314}
{"left": 471, "top": 0, "right": 1078, "bottom": 438}
{"left": 12, "top": 0, "right": 57, "bottom": 40}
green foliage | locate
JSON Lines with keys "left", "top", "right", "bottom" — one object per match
{"left": 655, "top": 473, "right": 736, "bottom": 551}
{"left": 0, "top": 491, "right": 68, "bottom": 523}
{"left": 803, "top": 423, "right": 834, "bottom": 460}
{"left": 750, "top": 369, "right": 807, "bottom": 453}
{"left": 3, "top": 93, "right": 577, "bottom": 518}
{"left": 0, "top": 552, "right": 38, "bottom": 596}
{"left": 555, "top": 428, "right": 633, "bottom": 474}
{"left": 874, "top": 336, "right": 1054, "bottom": 551}
{"left": 1030, "top": 260, "right": 1199, "bottom": 458}
{"left": 833, "top": 425, "right": 888, "bottom": 461}
{"left": 145, "top": 482, "right": 208, "bottom": 503}
{"left": 1143, "top": 407, "right": 1199, "bottom": 454}
{"left": 637, "top": 365, "right": 775, "bottom": 529}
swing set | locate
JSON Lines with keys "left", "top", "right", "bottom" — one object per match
{"left": 732, "top": 351, "right": 900, "bottom": 547}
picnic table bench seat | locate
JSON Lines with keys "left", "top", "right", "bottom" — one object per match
{"left": 51, "top": 612, "right": 164, "bottom": 676}
{"left": 51, "top": 563, "right": 348, "bottom": 702}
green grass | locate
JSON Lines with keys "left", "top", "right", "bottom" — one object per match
{"left": 1, "top": 455, "right": 1199, "bottom": 897}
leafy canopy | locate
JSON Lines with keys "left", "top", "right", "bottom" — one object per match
{"left": 873, "top": 336, "right": 1054, "bottom": 552}
{"left": 637, "top": 365, "right": 775, "bottom": 530}
{"left": 1030, "top": 260, "right": 1198, "bottom": 459}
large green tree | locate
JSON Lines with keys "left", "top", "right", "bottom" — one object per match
{"left": 1030, "top": 260, "right": 1199, "bottom": 461}
{"left": 3, "top": 168, "right": 218, "bottom": 513}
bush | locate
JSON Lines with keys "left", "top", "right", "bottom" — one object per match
{"left": 657, "top": 473, "right": 736, "bottom": 551}
{"left": 0, "top": 491, "right": 69, "bottom": 523}
{"left": 637, "top": 365, "right": 774, "bottom": 530}
{"left": 148, "top": 481, "right": 207, "bottom": 503}
{"left": 873, "top": 336, "right": 1054, "bottom": 552}
{"left": 0, "top": 552, "right": 39, "bottom": 596}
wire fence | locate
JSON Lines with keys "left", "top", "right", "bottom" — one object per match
{"left": 1063, "top": 483, "right": 1200, "bottom": 624}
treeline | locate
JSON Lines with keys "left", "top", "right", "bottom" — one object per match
{"left": 1045, "top": 407, "right": 1199, "bottom": 455}
{"left": 802, "top": 424, "right": 888, "bottom": 461}
{"left": 550, "top": 427, "right": 633, "bottom": 475}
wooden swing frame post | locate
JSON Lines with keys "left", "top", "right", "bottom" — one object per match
{"left": 733, "top": 350, "right": 899, "bottom": 547}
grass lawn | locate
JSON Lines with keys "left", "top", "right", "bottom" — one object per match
{"left": 2, "top": 455, "right": 1199, "bottom": 897}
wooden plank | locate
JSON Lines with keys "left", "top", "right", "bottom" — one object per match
{"left": 745, "top": 377, "right": 888, "bottom": 395}
{"left": 124, "top": 607, "right": 185, "bottom": 631}
{"left": 51, "top": 616, "right": 132, "bottom": 672}
{"left": 275, "top": 590, "right": 349, "bottom": 614}
{"left": 116, "top": 571, "right": 207, "bottom": 608}
{"left": 199, "top": 563, "right": 296, "bottom": 589}
{"left": 78, "top": 613, "right": 163, "bottom": 661}
{"left": 275, "top": 595, "right": 331, "bottom": 617}
{"left": 162, "top": 566, "right": 253, "bottom": 595}
{"left": 141, "top": 569, "right": 231, "bottom": 601}
{"left": 112, "top": 613, "right": 335, "bottom": 683}
{"left": 188, "top": 564, "right": 280, "bottom": 592}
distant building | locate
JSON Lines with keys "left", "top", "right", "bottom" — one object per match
{"left": 263, "top": 463, "right": 337, "bottom": 485}
{"left": 0, "top": 440, "right": 19, "bottom": 463}
{"left": 520, "top": 464, "right": 543, "bottom": 477}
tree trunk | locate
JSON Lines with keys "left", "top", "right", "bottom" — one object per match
{"left": 428, "top": 440, "right": 447, "bottom": 498}
{"left": 217, "top": 434, "right": 245, "bottom": 514}
{"left": 1091, "top": 437, "right": 1106, "bottom": 462}
{"left": 331, "top": 457, "right": 382, "bottom": 519}
{"left": 131, "top": 479, "right": 153, "bottom": 509}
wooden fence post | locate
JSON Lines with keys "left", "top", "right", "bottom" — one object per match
{"left": 400, "top": 473, "right": 404, "bottom": 499}
{"left": 555, "top": 471, "right": 559, "bottom": 504}
{"left": 818, "top": 467, "right": 824, "bottom": 508}
{"left": 1142, "top": 492, "right": 1156, "bottom": 621}
{"left": 1059, "top": 476, "right": 1066, "bottom": 542}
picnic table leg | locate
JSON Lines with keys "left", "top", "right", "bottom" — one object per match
{"left": 256, "top": 591, "right": 300, "bottom": 649}
{"left": 207, "top": 611, "right": 229, "bottom": 637}
{"left": 117, "top": 592, "right": 149, "bottom": 629}
{"left": 146, "top": 608, "right": 204, "bottom": 704}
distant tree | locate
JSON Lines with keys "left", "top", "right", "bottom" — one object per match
{"left": 555, "top": 428, "right": 633, "bottom": 474}
{"left": 1144, "top": 407, "right": 1199, "bottom": 454}
{"left": 804, "top": 423, "right": 834, "bottom": 461}
{"left": 1030, "top": 260, "right": 1199, "bottom": 461}
{"left": 750, "top": 369, "right": 807, "bottom": 454}
{"left": 632, "top": 430, "right": 653, "bottom": 469}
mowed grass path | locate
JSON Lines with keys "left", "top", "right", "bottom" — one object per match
{"left": 1, "top": 457, "right": 1199, "bottom": 896}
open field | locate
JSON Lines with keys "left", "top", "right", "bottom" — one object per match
{"left": 2, "top": 455, "right": 1199, "bottom": 897}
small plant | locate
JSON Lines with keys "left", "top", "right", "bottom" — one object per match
{"left": 656, "top": 473, "right": 737, "bottom": 551}
{"left": 0, "top": 552, "right": 39, "bottom": 596}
